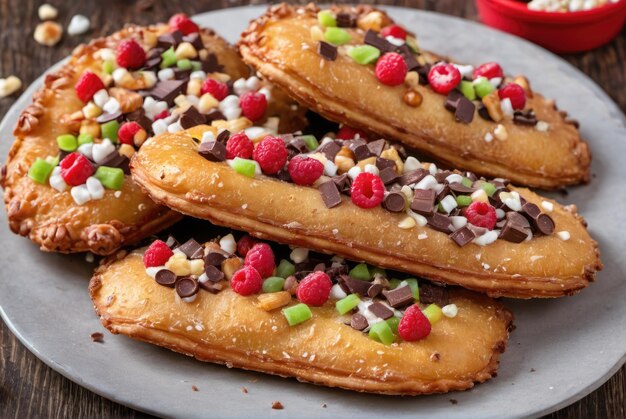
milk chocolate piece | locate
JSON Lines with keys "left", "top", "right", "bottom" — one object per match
{"left": 97, "top": 151, "right": 130, "bottom": 174}
{"left": 204, "top": 264, "right": 225, "bottom": 282}
{"left": 383, "top": 192, "right": 405, "bottom": 212}
{"left": 410, "top": 189, "right": 436, "bottom": 216}
{"left": 353, "top": 144, "right": 373, "bottom": 161}
{"left": 339, "top": 275, "right": 371, "bottom": 296}
{"left": 379, "top": 167, "right": 398, "bottom": 185}
{"left": 450, "top": 226, "right": 475, "bottom": 247}
{"left": 368, "top": 302, "right": 394, "bottom": 320}
{"left": 399, "top": 169, "right": 427, "bottom": 186}
{"left": 201, "top": 53, "right": 223, "bottom": 73}
{"left": 157, "top": 30, "right": 183, "bottom": 48}
{"left": 444, "top": 90, "right": 464, "bottom": 112}
{"left": 147, "top": 79, "right": 187, "bottom": 106}
{"left": 183, "top": 32, "right": 203, "bottom": 50}
{"left": 332, "top": 173, "right": 350, "bottom": 192}
{"left": 319, "top": 180, "right": 342, "bottom": 208}
{"left": 200, "top": 280, "right": 224, "bottom": 294}
{"left": 500, "top": 221, "right": 529, "bottom": 243}
{"left": 96, "top": 111, "right": 123, "bottom": 124}
{"left": 317, "top": 41, "right": 337, "bottom": 61}
{"left": 178, "top": 239, "right": 204, "bottom": 259}
{"left": 367, "top": 283, "right": 384, "bottom": 298}
{"left": 350, "top": 313, "right": 368, "bottom": 331}
{"left": 364, "top": 29, "right": 393, "bottom": 53}
{"left": 204, "top": 109, "right": 226, "bottom": 123}
{"left": 376, "top": 157, "right": 396, "bottom": 171}
{"left": 383, "top": 285, "right": 414, "bottom": 308}
{"left": 204, "top": 250, "right": 228, "bottom": 266}
{"left": 198, "top": 141, "right": 226, "bottom": 162}
{"left": 216, "top": 129, "right": 231, "bottom": 144}
{"left": 318, "top": 141, "right": 341, "bottom": 161}
{"left": 179, "top": 106, "right": 206, "bottom": 129}
{"left": 419, "top": 283, "right": 449, "bottom": 306}
{"left": 536, "top": 214, "right": 555, "bottom": 235}
{"left": 155, "top": 269, "right": 177, "bottom": 287}
{"left": 366, "top": 139, "right": 386, "bottom": 157}
{"left": 165, "top": 235, "right": 179, "bottom": 249}
{"left": 455, "top": 96, "right": 475, "bottom": 124}
{"left": 288, "top": 138, "right": 308, "bottom": 154}
{"left": 176, "top": 276, "right": 199, "bottom": 298}
{"left": 426, "top": 213, "right": 453, "bottom": 233}
{"left": 336, "top": 12, "right": 357, "bottom": 27}
{"left": 173, "top": 68, "right": 191, "bottom": 81}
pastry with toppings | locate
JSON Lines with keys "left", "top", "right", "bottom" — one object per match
{"left": 130, "top": 124, "right": 601, "bottom": 298}
{"left": 90, "top": 232, "right": 513, "bottom": 395}
{"left": 238, "top": 4, "right": 591, "bottom": 189}
{"left": 1, "top": 15, "right": 305, "bottom": 254}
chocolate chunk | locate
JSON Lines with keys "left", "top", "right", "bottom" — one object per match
{"left": 288, "top": 138, "right": 309, "bottom": 154}
{"left": 350, "top": 313, "right": 368, "bottom": 331}
{"left": 367, "top": 283, "right": 384, "bottom": 298}
{"left": 176, "top": 276, "right": 199, "bottom": 298}
{"left": 399, "top": 169, "right": 427, "bottom": 186}
{"left": 146, "top": 80, "right": 187, "bottom": 106}
{"left": 204, "top": 109, "right": 226, "bottom": 123}
{"left": 410, "top": 188, "right": 436, "bottom": 216}
{"left": 173, "top": 68, "right": 191, "bottom": 81}
{"left": 403, "top": 53, "right": 420, "bottom": 72}
{"left": 379, "top": 166, "right": 398, "bottom": 185}
{"left": 141, "top": 56, "right": 162, "bottom": 71}
{"left": 216, "top": 129, "right": 231, "bottom": 144}
{"left": 178, "top": 239, "right": 204, "bottom": 259}
{"left": 382, "top": 285, "right": 414, "bottom": 308}
{"left": 336, "top": 12, "right": 357, "bottom": 27}
{"left": 146, "top": 47, "right": 165, "bottom": 60}
{"left": 376, "top": 157, "right": 396, "bottom": 171}
{"left": 183, "top": 32, "right": 203, "bottom": 50}
{"left": 416, "top": 64, "right": 431, "bottom": 85}
{"left": 455, "top": 96, "right": 475, "bottom": 124}
{"left": 436, "top": 184, "right": 451, "bottom": 203}
{"left": 353, "top": 144, "right": 373, "bottom": 161}
{"left": 364, "top": 29, "right": 393, "bottom": 53}
{"left": 383, "top": 192, "right": 405, "bottom": 212}
{"left": 204, "top": 250, "right": 227, "bottom": 266}
{"left": 204, "top": 264, "right": 225, "bottom": 282}
{"left": 318, "top": 141, "right": 341, "bottom": 161}
{"left": 450, "top": 226, "right": 475, "bottom": 247}
{"left": 426, "top": 213, "right": 453, "bottom": 233}
{"left": 507, "top": 211, "right": 531, "bottom": 228}
{"left": 449, "top": 182, "right": 475, "bottom": 194}
{"left": 368, "top": 302, "right": 394, "bottom": 320}
{"left": 522, "top": 202, "right": 541, "bottom": 221}
{"left": 165, "top": 235, "right": 179, "bottom": 249}
{"left": 325, "top": 264, "right": 347, "bottom": 280}
{"left": 125, "top": 108, "right": 152, "bottom": 132}
{"left": 96, "top": 151, "right": 130, "bottom": 174}
{"left": 332, "top": 173, "right": 350, "bottom": 192}
{"left": 276, "top": 167, "right": 291, "bottom": 182}
{"left": 157, "top": 30, "right": 183, "bottom": 49}
{"left": 198, "top": 141, "right": 226, "bottom": 162}
{"left": 366, "top": 139, "right": 386, "bottom": 157}
{"left": 466, "top": 223, "right": 487, "bottom": 237}
{"left": 201, "top": 53, "right": 223, "bottom": 73}
{"left": 345, "top": 138, "right": 367, "bottom": 151}
{"left": 477, "top": 104, "right": 492, "bottom": 121}
{"left": 513, "top": 109, "right": 538, "bottom": 126}
{"left": 434, "top": 170, "right": 453, "bottom": 183}
{"left": 464, "top": 171, "right": 478, "bottom": 182}
{"left": 444, "top": 90, "right": 463, "bottom": 112}
{"left": 317, "top": 41, "right": 337, "bottom": 61}
{"left": 96, "top": 111, "right": 123, "bottom": 124}
{"left": 179, "top": 106, "right": 206, "bottom": 129}
{"left": 535, "top": 213, "right": 555, "bottom": 235}
{"left": 500, "top": 220, "right": 529, "bottom": 243}
{"left": 155, "top": 269, "right": 177, "bottom": 287}
{"left": 419, "top": 283, "right": 449, "bottom": 306}
{"left": 339, "top": 275, "right": 371, "bottom": 296}
{"left": 318, "top": 180, "right": 342, "bottom": 209}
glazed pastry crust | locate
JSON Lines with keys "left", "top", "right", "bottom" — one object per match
{"left": 131, "top": 126, "right": 601, "bottom": 298}
{"left": 90, "top": 250, "right": 513, "bottom": 395}
{"left": 239, "top": 4, "right": 591, "bottom": 189}
{"left": 0, "top": 24, "right": 249, "bottom": 254}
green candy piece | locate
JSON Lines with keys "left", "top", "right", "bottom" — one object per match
{"left": 275, "top": 259, "right": 295, "bottom": 279}
{"left": 459, "top": 80, "right": 476, "bottom": 101}
{"left": 368, "top": 321, "right": 395, "bottom": 345}
{"left": 283, "top": 303, "right": 312, "bottom": 326}
{"left": 160, "top": 47, "right": 177, "bottom": 68}
{"left": 335, "top": 294, "right": 361, "bottom": 315}
{"left": 177, "top": 59, "right": 192, "bottom": 70}
{"left": 262, "top": 277, "right": 285, "bottom": 293}
{"left": 456, "top": 195, "right": 472, "bottom": 207}
{"left": 404, "top": 278, "right": 420, "bottom": 301}
{"left": 190, "top": 61, "right": 202, "bottom": 71}
{"left": 349, "top": 263, "right": 370, "bottom": 281}
{"left": 102, "top": 59, "right": 116, "bottom": 75}
{"left": 56, "top": 134, "right": 77, "bottom": 152}
{"left": 297, "top": 135, "right": 319, "bottom": 151}
{"left": 101, "top": 120, "right": 120, "bottom": 143}
{"left": 461, "top": 177, "right": 473, "bottom": 188}
{"left": 474, "top": 78, "right": 494, "bottom": 98}
{"left": 28, "top": 159, "right": 54, "bottom": 184}
{"left": 480, "top": 182, "right": 497, "bottom": 197}
{"left": 95, "top": 166, "right": 125, "bottom": 190}
{"left": 317, "top": 10, "right": 337, "bottom": 28}
{"left": 388, "top": 278, "right": 401, "bottom": 289}
{"left": 324, "top": 27, "right": 351, "bottom": 46}
{"left": 386, "top": 316, "right": 400, "bottom": 334}
{"left": 423, "top": 304, "right": 443, "bottom": 325}
{"left": 78, "top": 133, "right": 94, "bottom": 146}
{"left": 232, "top": 157, "right": 257, "bottom": 178}
{"left": 348, "top": 45, "right": 380, "bottom": 65}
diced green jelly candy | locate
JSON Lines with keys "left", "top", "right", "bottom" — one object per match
{"left": 335, "top": 294, "right": 361, "bottom": 315}
{"left": 386, "top": 316, "right": 400, "bottom": 334}
{"left": 283, "top": 303, "right": 312, "bottom": 326}
{"left": 404, "top": 278, "right": 419, "bottom": 300}
{"left": 317, "top": 10, "right": 337, "bottom": 27}
{"left": 232, "top": 157, "right": 257, "bottom": 178}
{"left": 461, "top": 177, "right": 473, "bottom": 188}
{"left": 101, "top": 120, "right": 120, "bottom": 143}
{"left": 348, "top": 45, "right": 380, "bottom": 65}
{"left": 456, "top": 195, "right": 472, "bottom": 207}
{"left": 324, "top": 27, "right": 351, "bottom": 46}
{"left": 190, "top": 61, "right": 202, "bottom": 71}
{"left": 262, "top": 277, "right": 285, "bottom": 293}
{"left": 474, "top": 79, "right": 494, "bottom": 98}
{"left": 177, "top": 59, "right": 192, "bottom": 70}
{"left": 95, "top": 166, "right": 125, "bottom": 190}
{"left": 160, "top": 47, "right": 177, "bottom": 68}
{"left": 349, "top": 263, "right": 370, "bottom": 281}
{"left": 275, "top": 259, "right": 295, "bottom": 278}
{"left": 423, "top": 304, "right": 443, "bottom": 325}
{"left": 388, "top": 278, "right": 401, "bottom": 289}
{"left": 480, "top": 182, "right": 497, "bottom": 197}
{"left": 57, "top": 134, "right": 77, "bottom": 152}
{"left": 102, "top": 59, "right": 116, "bottom": 75}
{"left": 368, "top": 321, "right": 395, "bottom": 345}
{"left": 369, "top": 266, "right": 386, "bottom": 278}
{"left": 28, "top": 159, "right": 54, "bottom": 184}
{"left": 78, "top": 133, "right": 94, "bottom": 146}
{"left": 459, "top": 80, "right": 476, "bottom": 101}
{"left": 297, "top": 135, "right": 319, "bottom": 151}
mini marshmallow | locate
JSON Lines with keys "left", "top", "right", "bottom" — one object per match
{"left": 500, "top": 98, "right": 514, "bottom": 117}
{"left": 489, "top": 77, "right": 503, "bottom": 88}
{"left": 190, "top": 70, "right": 207, "bottom": 80}
{"left": 290, "top": 248, "right": 309, "bottom": 264}
{"left": 77, "top": 142, "right": 94, "bottom": 160}
{"left": 450, "top": 216, "right": 468, "bottom": 231}
{"left": 258, "top": 87, "right": 271, "bottom": 101}
{"left": 330, "top": 284, "right": 347, "bottom": 300}
{"left": 158, "top": 68, "right": 175, "bottom": 81}
{"left": 232, "top": 78, "right": 247, "bottom": 95}
{"left": 442, "top": 304, "right": 458, "bottom": 318}
{"left": 473, "top": 230, "right": 499, "bottom": 246}
{"left": 219, "top": 234, "right": 237, "bottom": 254}
{"left": 67, "top": 15, "right": 90, "bottom": 36}
{"left": 324, "top": 160, "right": 338, "bottom": 177}
{"left": 415, "top": 174, "right": 438, "bottom": 190}
{"left": 541, "top": 200, "right": 554, "bottom": 212}
{"left": 364, "top": 164, "right": 379, "bottom": 176}
{"left": 245, "top": 76, "right": 261, "bottom": 91}
{"left": 406, "top": 209, "right": 427, "bottom": 227}
{"left": 403, "top": 156, "right": 421, "bottom": 173}
{"left": 86, "top": 176, "right": 105, "bottom": 200}
{"left": 112, "top": 68, "right": 130, "bottom": 83}
{"left": 453, "top": 64, "right": 474, "bottom": 79}
{"left": 92, "top": 89, "right": 109, "bottom": 108}
{"left": 347, "top": 166, "right": 362, "bottom": 180}
{"left": 102, "top": 97, "right": 121, "bottom": 114}
{"left": 445, "top": 173, "right": 464, "bottom": 184}
{"left": 201, "top": 130, "right": 216, "bottom": 143}
{"left": 557, "top": 231, "right": 571, "bottom": 241}
{"left": 152, "top": 119, "right": 168, "bottom": 136}
{"left": 141, "top": 71, "right": 157, "bottom": 88}
{"left": 92, "top": 139, "right": 116, "bottom": 164}
{"left": 71, "top": 185, "right": 91, "bottom": 205}
{"left": 440, "top": 195, "right": 458, "bottom": 214}
{"left": 167, "top": 120, "right": 183, "bottom": 133}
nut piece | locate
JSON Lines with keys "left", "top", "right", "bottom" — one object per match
{"left": 257, "top": 291, "right": 292, "bottom": 311}
{"left": 482, "top": 92, "right": 503, "bottom": 122}
{"left": 403, "top": 89, "right": 423, "bottom": 107}
{"left": 334, "top": 155, "right": 355, "bottom": 173}
{"left": 358, "top": 11, "right": 385, "bottom": 32}
{"left": 310, "top": 25, "right": 324, "bottom": 42}
{"left": 212, "top": 117, "right": 252, "bottom": 135}
{"left": 398, "top": 216, "right": 417, "bottom": 229}
{"left": 221, "top": 257, "right": 242, "bottom": 281}
{"left": 380, "top": 147, "right": 404, "bottom": 174}
{"left": 494, "top": 124, "right": 508, "bottom": 141}
{"left": 0, "top": 76, "right": 22, "bottom": 98}
{"left": 80, "top": 120, "right": 101, "bottom": 138}
{"left": 175, "top": 42, "right": 198, "bottom": 60}
{"left": 108, "top": 87, "right": 142, "bottom": 114}
{"left": 34, "top": 21, "right": 63, "bottom": 46}
{"left": 38, "top": 4, "right": 58, "bottom": 20}
{"left": 187, "top": 78, "right": 202, "bottom": 97}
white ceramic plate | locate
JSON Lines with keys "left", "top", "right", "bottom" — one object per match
{"left": 1, "top": 6, "right": 625, "bottom": 418}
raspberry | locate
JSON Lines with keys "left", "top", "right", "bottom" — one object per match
{"left": 168, "top": 13, "right": 199, "bottom": 35}
{"left": 74, "top": 71, "right": 105, "bottom": 103}
{"left": 237, "top": 234, "right": 258, "bottom": 257}
{"left": 464, "top": 201, "right": 497, "bottom": 230}
{"left": 374, "top": 52, "right": 407, "bottom": 86}
{"left": 230, "top": 265, "right": 263, "bottom": 296}
{"left": 253, "top": 136, "right": 288, "bottom": 174}
{"left": 201, "top": 78, "right": 229, "bottom": 101}
{"left": 398, "top": 304, "right": 431, "bottom": 341}
{"left": 350, "top": 172, "right": 385, "bottom": 209}
{"left": 498, "top": 83, "right": 526, "bottom": 110}
{"left": 239, "top": 91, "right": 267, "bottom": 121}
{"left": 226, "top": 132, "right": 254, "bottom": 159}
{"left": 153, "top": 110, "right": 169, "bottom": 121}
{"left": 118, "top": 122, "right": 142, "bottom": 145}
{"left": 380, "top": 25, "right": 407, "bottom": 40}
{"left": 336, "top": 126, "right": 368, "bottom": 141}
{"left": 288, "top": 155, "right": 324, "bottom": 186}
{"left": 59, "top": 152, "right": 94, "bottom": 186}
{"left": 143, "top": 240, "right": 174, "bottom": 268}
{"left": 473, "top": 62, "right": 504, "bottom": 80}
{"left": 296, "top": 271, "right": 332, "bottom": 307}
{"left": 428, "top": 63, "right": 462, "bottom": 94}
{"left": 116, "top": 39, "right": 147, "bottom": 70}
{"left": 244, "top": 243, "right": 275, "bottom": 278}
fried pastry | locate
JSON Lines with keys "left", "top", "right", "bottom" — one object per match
{"left": 238, "top": 4, "right": 591, "bottom": 189}
{"left": 130, "top": 125, "right": 601, "bottom": 298}
{"left": 90, "top": 233, "right": 513, "bottom": 395}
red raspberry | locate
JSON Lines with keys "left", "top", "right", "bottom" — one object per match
{"left": 428, "top": 63, "right": 462, "bottom": 94}
{"left": 288, "top": 155, "right": 324, "bottom": 186}
{"left": 74, "top": 71, "right": 105, "bottom": 103}
{"left": 380, "top": 25, "right": 407, "bottom": 40}
{"left": 237, "top": 234, "right": 258, "bottom": 257}
{"left": 374, "top": 52, "right": 407, "bottom": 86}
{"left": 230, "top": 265, "right": 263, "bottom": 296}
{"left": 498, "top": 83, "right": 526, "bottom": 110}
{"left": 226, "top": 132, "right": 254, "bottom": 159}
{"left": 350, "top": 172, "right": 385, "bottom": 209}
{"left": 143, "top": 240, "right": 174, "bottom": 268}
{"left": 118, "top": 122, "right": 142, "bottom": 145}
{"left": 473, "top": 62, "right": 504, "bottom": 80}
{"left": 464, "top": 201, "right": 497, "bottom": 230}
{"left": 336, "top": 126, "right": 368, "bottom": 141}
{"left": 398, "top": 304, "right": 432, "bottom": 341}
{"left": 239, "top": 91, "right": 267, "bottom": 121}
{"left": 244, "top": 243, "right": 275, "bottom": 278}
{"left": 59, "top": 152, "right": 94, "bottom": 186}
{"left": 168, "top": 13, "right": 199, "bottom": 35}
{"left": 201, "top": 78, "right": 229, "bottom": 101}
{"left": 153, "top": 110, "right": 169, "bottom": 121}
{"left": 296, "top": 271, "right": 332, "bottom": 307}
{"left": 253, "top": 136, "right": 288, "bottom": 174}
{"left": 116, "top": 39, "right": 147, "bottom": 70}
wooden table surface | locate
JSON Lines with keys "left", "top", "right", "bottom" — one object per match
{"left": 0, "top": 0, "right": 624, "bottom": 417}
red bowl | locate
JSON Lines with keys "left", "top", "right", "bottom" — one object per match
{"left": 476, "top": 0, "right": 626, "bottom": 53}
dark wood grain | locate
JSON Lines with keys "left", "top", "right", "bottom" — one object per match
{"left": 1, "top": 0, "right": 624, "bottom": 417}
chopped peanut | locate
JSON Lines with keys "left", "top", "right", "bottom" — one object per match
{"left": 257, "top": 291, "right": 292, "bottom": 311}
{"left": 221, "top": 257, "right": 242, "bottom": 281}
{"left": 482, "top": 92, "right": 503, "bottom": 122}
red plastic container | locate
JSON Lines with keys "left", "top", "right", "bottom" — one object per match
{"left": 476, "top": 0, "right": 626, "bottom": 53}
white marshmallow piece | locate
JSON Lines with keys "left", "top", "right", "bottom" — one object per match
{"left": 158, "top": 68, "right": 175, "bottom": 81}
{"left": 440, "top": 195, "right": 458, "bottom": 214}
{"left": 219, "top": 234, "right": 237, "bottom": 254}
{"left": 364, "top": 164, "right": 379, "bottom": 176}
{"left": 450, "top": 215, "right": 468, "bottom": 231}
{"left": 403, "top": 156, "right": 421, "bottom": 173}
{"left": 473, "top": 230, "right": 499, "bottom": 246}
{"left": 93, "top": 89, "right": 109, "bottom": 108}
{"left": 70, "top": 185, "right": 91, "bottom": 205}
{"left": 442, "top": 304, "right": 458, "bottom": 318}
{"left": 453, "top": 64, "right": 474, "bottom": 79}
{"left": 86, "top": 177, "right": 105, "bottom": 200}
{"left": 245, "top": 76, "right": 261, "bottom": 91}
{"left": 500, "top": 97, "right": 514, "bottom": 117}
{"left": 415, "top": 174, "right": 438, "bottom": 190}
{"left": 232, "top": 78, "right": 247, "bottom": 95}
{"left": 347, "top": 166, "right": 362, "bottom": 180}
{"left": 557, "top": 231, "right": 571, "bottom": 241}
{"left": 406, "top": 209, "right": 427, "bottom": 227}
{"left": 190, "top": 70, "right": 207, "bottom": 80}
{"left": 541, "top": 200, "right": 554, "bottom": 212}
{"left": 167, "top": 120, "right": 183, "bottom": 133}
{"left": 102, "top": 97, "right": 121, "bottom": 114}
{"left": 445, "top": 173, "right": 464, "bottom": 184}
{"left": 290, "top": 248, "right": 309, "bottom": 264}
{"left": 49, "top": 167, "right": 67, "bottom": 192}
{"left": 201, "top": 130, "right": 215, "bottom": 143}
{"left": 77, "top": 142, "right": 94, "bottom": 160}
{"left": 92, "top": 139, "right": 116, "bottom": 164}
{"left": 67, "top": 15, "right": 90, "bottom": 36}
{"left": 258, "top": 87, "right": 271, "bottom": 101}
{"left": 152, "top": 119, "right": 168, "bottom": 136}
{"left": 112, "top": 68, "right": 130, "bottom": 84}
{"left": 323, "top": 160, "right": 338, "bottom": 177}
{"left": 330, "top": 284, "right": 347, "bottom": 300}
